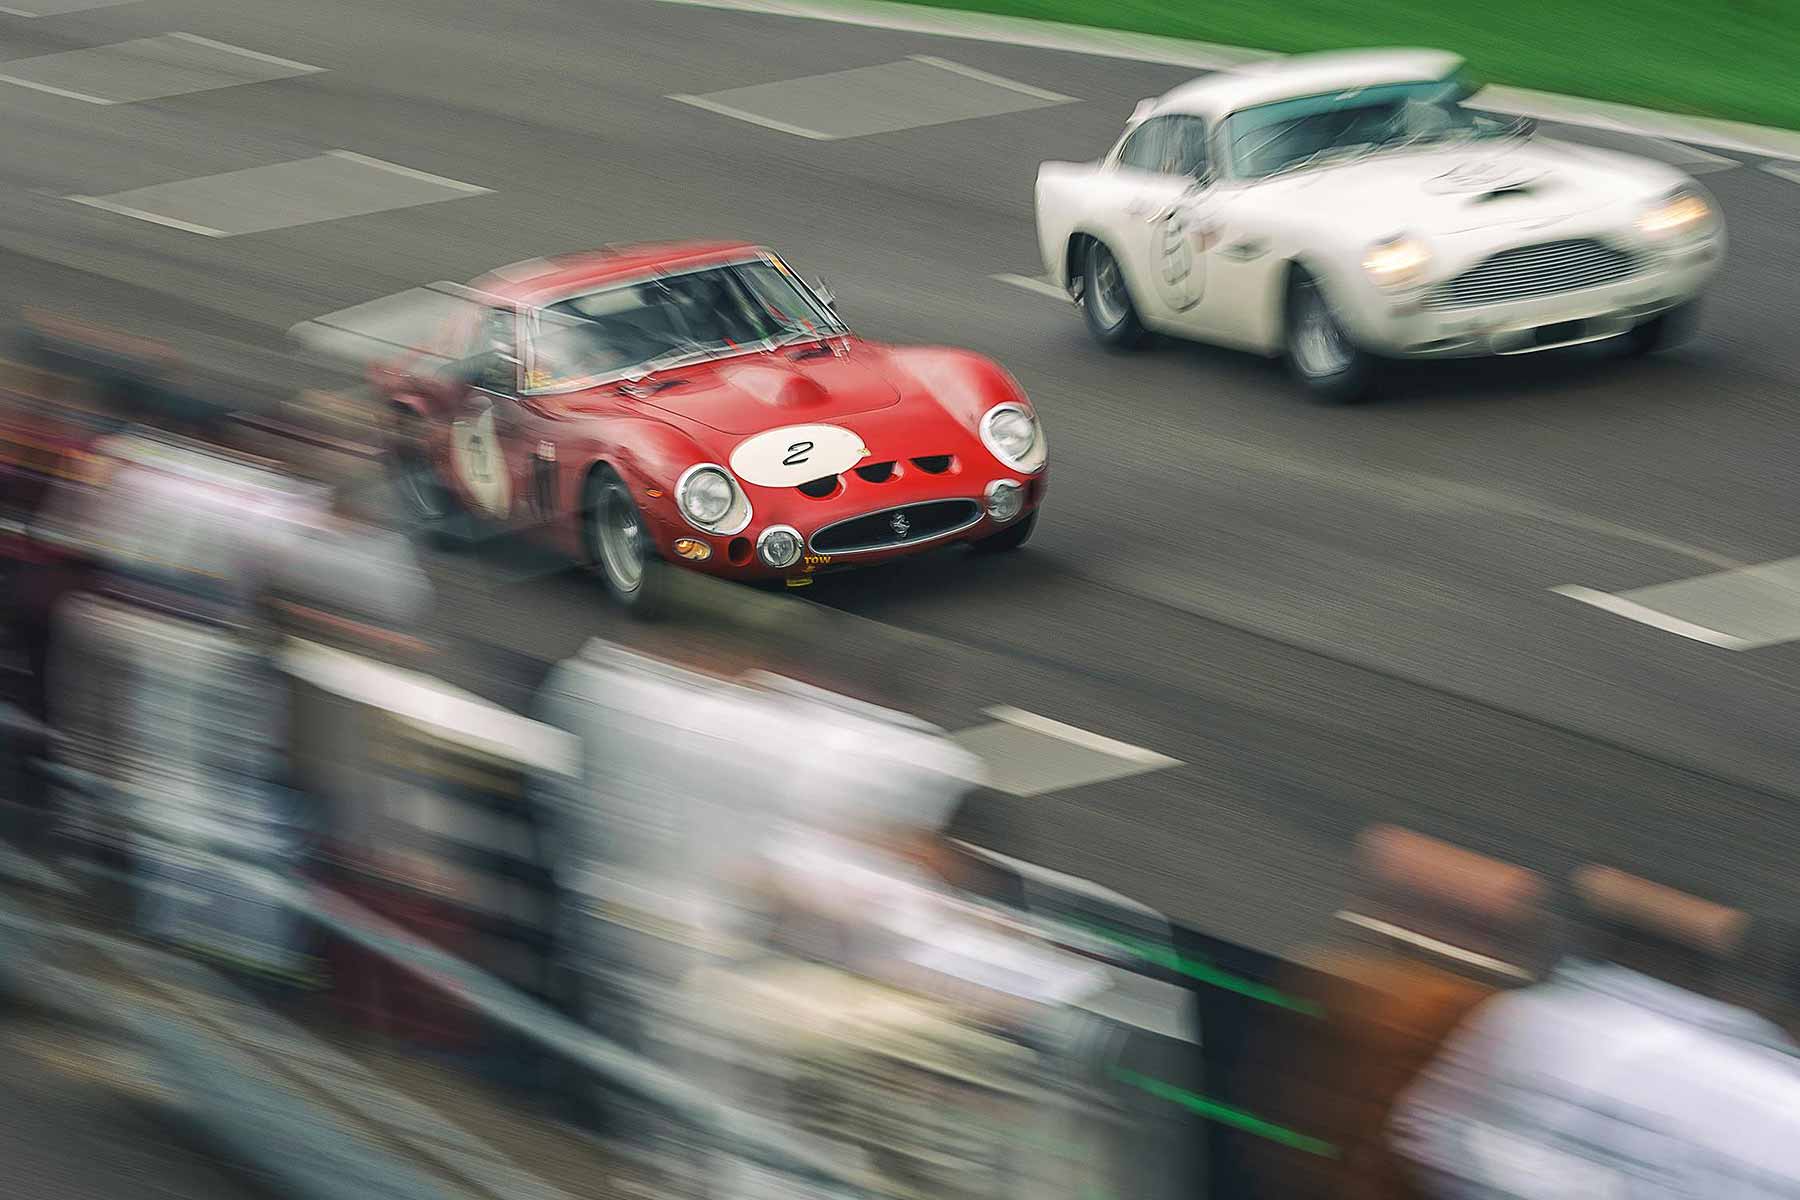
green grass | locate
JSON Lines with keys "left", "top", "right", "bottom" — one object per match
{"left": 893, "top": 0, "right": 1800, "bottom": 131}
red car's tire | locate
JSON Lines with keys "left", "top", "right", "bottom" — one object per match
{"left": 385, "top": 407, "right": 467, "bottom": 549}
{"left": 973, "top": 510, "right": 1037, "bottom": 553}
{"left": 582, "top": 465, "right": 669, "bottom": 618}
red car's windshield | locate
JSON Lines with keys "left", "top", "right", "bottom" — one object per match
{"left": 528, "top": 260, "right": 839, "bottom": 391}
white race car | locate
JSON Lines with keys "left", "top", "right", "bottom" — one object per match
{"left": 1034, "top": 49, "right": 1725, "bottom": 402}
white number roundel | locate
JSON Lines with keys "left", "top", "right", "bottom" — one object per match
{"left": 452, "top": 406, "right": 511, "bottom": 518}
{"left": 728, "top": 424, "right": 867, "bottom": 488}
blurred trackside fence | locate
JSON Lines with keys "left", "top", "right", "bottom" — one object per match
{"left": 9, "top": 537, "right": 1348, "bottom": 1199}
{"left": 276, "top": 567, "right": 1362, "bottom": 1200}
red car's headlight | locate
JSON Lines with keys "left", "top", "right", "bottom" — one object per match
{"left": 980, "top": 402, "right": 1045, "bottom": 473}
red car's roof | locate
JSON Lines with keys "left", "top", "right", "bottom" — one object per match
{"left": 472, "top": 241, "right": 766, "bottom": 306}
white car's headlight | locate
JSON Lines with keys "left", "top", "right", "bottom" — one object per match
{"left": 1362, "top": 235, "right": 1431, "bottom": 288}
{"left": 980, "top": 403, "right": 1045, "bottom": 473}
{"left": 675, "top": 463, "right": 748, "bottom": 532}
{"left": 1637, "top": 187, "right": 1715, "bottom": 239}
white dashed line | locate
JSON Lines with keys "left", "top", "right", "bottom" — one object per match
{"left": 166, "top": 33, "right": 326, "bottom": 74}
{"left": 0, "top": 73, "right": 114, "bottom": 104}
{"left": 992, "top": 273, "right": 1068, "bottom": 300}
{"left": 984, "top": 705, "right": 1181, "bottom": 767}
{"left": 907, "top": 55, "right": 1074, "bottom": 103}
{"left": 667, "top": 93, "right": 836, "bottom": 140}
{"left": 1760, "top": 162, "right": 1800, "bottom": 186}
{"left": 1551, "top": 584, "right": 1753, "bottom": 650}
{"left": 324, "top": 151, "right": 493, "bottom": 194}
{"left": 66, "top": 194, "right": 227, "bottom": 236}
{"left": 1335, "top": 911, "right": 1535, "bottom": 980}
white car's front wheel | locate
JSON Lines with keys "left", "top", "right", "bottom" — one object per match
{"left": 1081, "top": 239, "right": 1148, "bottom": 350}
{"left": 1284, "top": 270, "right": 1373, "bottom": 404}
{"left": 1623, "top": 300, "right": 1701, "bottom": 358}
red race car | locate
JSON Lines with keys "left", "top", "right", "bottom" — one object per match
{"left": 373, "top": 242, "right": 1047, "bottom": 611}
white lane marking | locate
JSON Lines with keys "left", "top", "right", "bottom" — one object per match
{"left": 1551, "top": 584, "right": 1753, "bottom": 650}
{"left": 324, "top": 150, "right": 493, "bottom": 194}
{"left": 166, "top": 32, "right": 326, "bottom": 73}
{"left": 666, "top": 92, "right": 835, "bottom": 139}
{"left": 907, "top": 55, "right": 1074, "bottom": 103}
{"left": 0, "top": 5, "right": 40, "bottom": 14}
{"left": 1335, "top": 911, "right": 1535, "bottom": 981}
{"left": 983, "top": 705, "right": 1181, "bottom": 767}
{"left": 0, "top": 72, "right": 114, "bottom": 103}
{"left": 992, "top": 272, "right": 1068, "bottom": 300}
{"left": 1761, "top": 162, "right": 1800, "bottom": 186}
{"left": 65, "top": 193, "right": 227, "bottom": 236}
{"left": 952, "top": 840, "right": 1170, "bottom": 921}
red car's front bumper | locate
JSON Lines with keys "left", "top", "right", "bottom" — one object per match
{"left": 650, "top": 468, "right": 1047, "bottom": 584}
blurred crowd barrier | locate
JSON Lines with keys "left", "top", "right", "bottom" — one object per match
{"left": 8, "top": 320, "right": 1800, "bottom": 1200}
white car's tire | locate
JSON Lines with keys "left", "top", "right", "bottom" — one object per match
{"left": 1624, "top": 300, "right": 1701, "bottom": 358}
{"left": 1081, "top": 239, "right": 1148, "bottom": 351}
{"left": 1284, "top": 269, "right": 1374, "bottom": 404}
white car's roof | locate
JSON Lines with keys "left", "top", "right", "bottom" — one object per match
{"left": 1145, "top": 48, "right": 1465, "bottom": 123}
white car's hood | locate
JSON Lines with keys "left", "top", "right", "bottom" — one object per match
{"left": 1262, "top": 138, "right": 1684, "bottom": 238}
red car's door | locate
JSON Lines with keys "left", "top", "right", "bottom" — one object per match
{"left": 440, "top": 305, "right": 538, "bottom": 526}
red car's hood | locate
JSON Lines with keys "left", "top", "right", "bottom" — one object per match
{"left": 639, "top": 350, "right": 902, "bottom": 436}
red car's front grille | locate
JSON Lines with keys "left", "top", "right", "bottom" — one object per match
{"left": 809, "top": 499, "right": 983, "bottom": 555}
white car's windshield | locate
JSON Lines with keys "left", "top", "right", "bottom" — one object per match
{"left": 528, "top": 260, "right": 841, "bottom": 390}
{"left": 1225, "top": 73, "right": 1520, "bottom": 180}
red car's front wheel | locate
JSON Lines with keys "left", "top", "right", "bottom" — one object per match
{"left": 974, "top": 510, "right": 1038, "bottom": 553}
{"left": 583, "top": 465, "right": 669, "bottom": 618}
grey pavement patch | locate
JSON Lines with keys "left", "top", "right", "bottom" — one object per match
{"left": 68, "top": 152, "right": 492, "bottom": 238}
{"left": 1552, "top": 555, "right": 1800, "bottom": 650}
{"left": 0, "top": 33, "right": 322, "bottom": 105}
{"left": 1761, "top": 162, "right": 1800, "bottom": 186}
{"left": 671, "top": 55, "right": 1073, "bottom": 141}
{"left": 952, "top": 705, "right": 1181, "bottom": 797}
{"left": 0, "top": 0, "right": 142, "bottom": 15}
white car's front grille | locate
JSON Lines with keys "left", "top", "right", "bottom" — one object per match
{"left": 1423, "top": 239, "right": 1642, "bottom": 311}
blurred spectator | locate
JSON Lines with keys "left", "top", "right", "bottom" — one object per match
{"left": 1390, "top": 867, "right": 1800, "bottom": 1197}
{"left": 39, "top": 344, "right": 429, "bottom": 983}
{"left": 528, "top": 638, "right": 793, "bottom": 1176}
{"left": 681, "top": 669, "right": 1108, "bottom": 1200}
{"left": 1249, "top": 827, "right": 1546, "bottom": 1200}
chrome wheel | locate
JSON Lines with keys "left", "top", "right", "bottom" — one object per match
{"left": 1090, "top": 245, "right": 1130, "bottom": 329}
{"left": 596, "top": 481, "right": 645, "bottom": 594}
{"left": 1292, "top": 285, "right": 1351, "bottom": 379}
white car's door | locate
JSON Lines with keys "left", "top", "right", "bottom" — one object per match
{"left": 1092, "top": 116, "right": 1208, "bottom": 330}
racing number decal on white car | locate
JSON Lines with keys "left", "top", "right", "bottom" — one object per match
{"left": 729, "top": 424, "right": 868, "bottom": 488}
{"left": 452, "top": 405, "right": 512, "bottom": 518}
{"left": 1156, "top": 211, "right": 1204, "bottom": 312}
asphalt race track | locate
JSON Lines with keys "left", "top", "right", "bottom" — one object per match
{"left": 6, "top": 0, "right": 1800, "bottom": 957}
